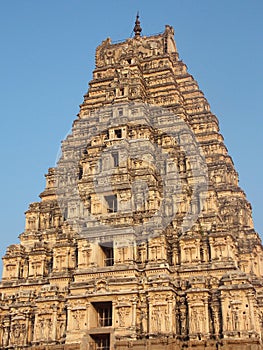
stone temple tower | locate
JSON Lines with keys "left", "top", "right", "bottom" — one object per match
{"left": 1, "top": 17, "right": 263, "bottom": 350}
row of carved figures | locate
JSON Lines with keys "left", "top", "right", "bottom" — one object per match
{"left": 0, "top": 295, "right": 261, "bottom": 347}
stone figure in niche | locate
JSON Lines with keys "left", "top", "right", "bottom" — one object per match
{"left": 226, "top": 311, "right": 231, "bottom": 331}
{"left": 138, "top": 243, "right": 146, "bottom": 263}
{"left": 73, "top": 310, "right": 82, "bottom": 330}
{"left": 139, "top": 308, "right": 147, "bottom": 334}
{"left": 213, "top": 310, "right": 220, "bottom": 335}
{"left": 151, "top": 309, "right": 157, "bottom": 332}
{"left": 58, "top": 320, "right": 66, "bottom": 339}
{"left": 165, "top": 309, "right": 170, "bottom": 332}
{"left": 133, "top": 188, "right": 145, "bottom": 211}
{"left": 232, "top": 309, "right": 239, "bottom": 331}
{"left": 180, "top": 311, "right": 187, "bottom": 335}
{"left": 20, "top": 324, "right": 26, "bottom": 345}
{"left": 47, "top": 319, "right": 52, "bottom": 340}
{"left": 243, "top": 311, "right": 249, "bottom": 330}
{"left": 37, "top": 319, "right": 44, "bottom": 339}
{"left": 152, "top": 307, "right": 162, "bottom": 332}
{"left": 191, "top": 309, "right": 198, "bottom": 333}
{"left": 19, "top": 263, "right": 24, "bottom": 279}
{"left": 44, "top": 319, "right": 51, "bottom": 340}
{"left": 12, "top": 322, "right": 25, "bottom": 345}
{"left": 197, "top": 310, "right": 205, "bottom": 332}
{"left": 13, "top": 323, "right": 21, "bottom": 340}
{"left": 81, "top": 246, "right": 91, "bottom": 266}
{"left": 2, "top": 326, "right": 9, "bottom": 347}
{"left": 118, "top": 307, "right": 127, "bottom": 327}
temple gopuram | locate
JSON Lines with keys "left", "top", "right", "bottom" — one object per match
{"left": 1, "top": 16, "right": 263, "bottom": 350}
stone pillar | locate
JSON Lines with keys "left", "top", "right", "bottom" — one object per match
{"left": 33, "top": 313, "right": 38, "bottom": 341}
{"left": 204, "top": 296, "right": 210, "bottom": 335}
{"left": 167, "top": 297, "right": 173, "bottom": 333}
{"left": 52, "top": 305, "right": 58, "bottom": 341}
{"left": 85, "top": 302, "right": 90, "bottom": 329}
{"left": 67, "top": 306, "right": 72, "bottom": 331}
{"left": 131, "top": 300, "right": 137, "bottom": 329}
{"left": 148, "top": 299, "right": 153, "bottom": 334}
{"left": 226, "top": 239, "right": 231, "bottom": 259}
{"left": 172, "top": 241, "right": 179, "bottom": 265}
{"left": 247, "top": 293, "right": 255, "bottom": 331}
{"left": 112, "top": 301, "right": 117, "bottom": 329}
{"left": 25, "top": 314, "right": 30, "bottom": 346}
{"left": 66, "top": 248, "right": 70, "bottom": 270}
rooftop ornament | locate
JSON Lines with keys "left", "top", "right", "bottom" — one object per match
{"left": 133, "top": 12, "right": 142, "bottom": 38}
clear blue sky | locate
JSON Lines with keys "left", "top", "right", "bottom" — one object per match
{"left": 0, "top": 1, "right": 262, "bottom": 270}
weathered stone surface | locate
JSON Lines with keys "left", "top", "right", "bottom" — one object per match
{"left": 1, "top": 22, "right": 263, "bottom": 350}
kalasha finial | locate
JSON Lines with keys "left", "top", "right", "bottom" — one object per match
{"left": 133, "top": 12, "right": 142, "bottom": 38}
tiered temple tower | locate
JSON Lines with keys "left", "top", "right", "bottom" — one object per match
{"left": 1, "top": 18, "right": 263, "bottom": 350}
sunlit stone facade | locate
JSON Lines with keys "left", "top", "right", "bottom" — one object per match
{"left": 1, "top": 20, "right": 263, "bottom": 350}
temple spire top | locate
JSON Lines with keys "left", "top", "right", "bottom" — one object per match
{"left": 133, "top": 12, "right": 142, "bottom": 38}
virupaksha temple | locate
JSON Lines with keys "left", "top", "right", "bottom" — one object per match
{"left": 1, "top": 16, "right": 263, "bottom": 350}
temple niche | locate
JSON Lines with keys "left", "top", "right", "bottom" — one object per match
{"left": 1, "top": 16, "right": 263, "bottom": 350}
